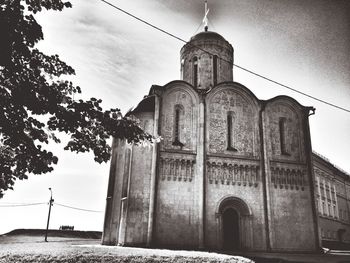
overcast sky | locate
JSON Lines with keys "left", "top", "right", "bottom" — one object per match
{"left": 1, "top": 0, "right": 349, "bottom": 235}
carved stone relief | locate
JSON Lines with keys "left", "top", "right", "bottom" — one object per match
{"left": 206, "top": 161, "right": 259, "bottom": 187}
{"left": 266, "top": 102, "right": 304, "bottom": 162}
{"left": 270, "top": 165, "right": 306, "bottom": 190}
{"left": 159, "top": 157, "right": 195, "bottom": 182}
{"left": 161, "top": 88, "right": 197, "bottom": 152}
{"left": 207, "top": 89, "right": 258, "bottom": 156}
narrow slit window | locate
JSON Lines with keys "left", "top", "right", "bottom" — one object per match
{"left": 227, "top": 113, "right": 237, "bottom": 151}
{"left": 193, "top": 56, "right": 198, "bottom": 87}
{"left": 180, "top": 59, "right": 184, "bottom": 79}
{"left": 279, "top": 117, "right": 288, "bottom": 155}
{"left": 173, "top": 105, "right": 184, "bottom": 147}
{"left": 213, "top": 55, "right": 217, "bottom": 85}
{"left": 175, "top": 108, "right": 180, "bottom": 141}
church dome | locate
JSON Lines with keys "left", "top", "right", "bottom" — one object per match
{"left": 190, "top": 31, "right": 227, "bottom": 42}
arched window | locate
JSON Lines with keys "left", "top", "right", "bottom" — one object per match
{"left": 213, "top": 55, "right": 218, "bottom": 85}
{"left": 227, "top": 112, "right": 237, "bottom": 151}
{"left": 279, "top": 117, "right": 289, "bottom": 155}
{"left": 193, "top": 56, "right": 198, "bottom": 87}
{"left": 173, "top": 105, "right": 184, "bottom": 147}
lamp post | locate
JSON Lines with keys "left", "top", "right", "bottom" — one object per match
{"left": 44, "top": 188, "right": 54, "bottom": 242}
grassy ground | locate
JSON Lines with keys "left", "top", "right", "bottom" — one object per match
{"left": 1, "top": 230, "right": 350, "bottom": 263}
{"left": 0, "top": 233, "right": 252, "bottom": 263}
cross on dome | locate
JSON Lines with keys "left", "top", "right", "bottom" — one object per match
{"left": 203, "top": 0, "right": 209, "bottom": 32}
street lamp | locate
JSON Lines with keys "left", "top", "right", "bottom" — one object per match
{"left": 44, "top": 187, "right": 54, "bottom": 242}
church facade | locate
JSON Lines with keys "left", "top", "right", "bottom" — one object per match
{"left": 102, "top": 30, "right": 350, "bottom": 252}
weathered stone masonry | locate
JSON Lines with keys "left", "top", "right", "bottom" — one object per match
{"left": 102, "top": 29, "right": 350, "bottom": 252}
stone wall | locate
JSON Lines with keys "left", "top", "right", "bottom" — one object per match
{"left": 206, "top": 85, "right": 260, "bottom": 157}
{"left": 203, "top": 84, "right": 265, "bottom": 250}
{"left": 123, "top": 112, "right": 154, "bottom": 245}
{"left": 155, "top": 83, "right": 200, "bottom": 247}
{"left": 264, "top": 98, "right": 317, "bottom": 251}
{"left": 160, "top": 84, "right": 198, "bottom": 152}
{"left": 102, "top": 139, "right": 127, "bottom": 245}
{"left": 265, "top": 101, "right": 306, "bottom": 161}
{"left": 154, "top": 152, "right": 199, "bottom": 247}
{"left": 102, "top": 111, "right": 155, "bottom": 246}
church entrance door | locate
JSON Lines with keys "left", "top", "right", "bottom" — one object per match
{"left": 223, "top": 208, "right": 240, "bottom": 250}
{"left": 217, "top": 196, "right": 252, "bottom": 250}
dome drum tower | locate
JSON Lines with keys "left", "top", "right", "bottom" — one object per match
{"left": 180, "top": 31, "right": 233, "bottom": 90}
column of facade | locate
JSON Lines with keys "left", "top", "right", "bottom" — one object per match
{"left": 260, "top": 105, "right": 271, "bottom": 251}
{"left": 101, "top": 139, "right": 119, "bottom": 245}
{"left": 118, "top": 145, "right": 133, "bottom": 245}
{"left": 316, "top": 177, "right": 323, "bottom": 214}
{"left": 196, "top": 95, "right": 205, "bottom": 249}
{"left": 147, "top": 95, "right": 160, "bottom": 247}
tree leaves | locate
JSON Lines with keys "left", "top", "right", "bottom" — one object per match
{"left": 0, "top": 0, "right": 152, "bottom": 197}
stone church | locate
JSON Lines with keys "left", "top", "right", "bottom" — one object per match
{"left": 102, "top": 28, "right": 350, "bottom": 251}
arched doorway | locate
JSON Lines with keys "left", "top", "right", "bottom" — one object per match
{"left": 216, "top": 196, "right": 252, "bottom": 251}
{"left": 223, "top": 208, "right": 240, "bottom": 250}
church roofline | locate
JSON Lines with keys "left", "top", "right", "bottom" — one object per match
{"left": 212, "top": 81, "right": 261, "bottom": 103}
{"left": 208, "top": 82, "right": 314, "bottom": 114}
{"left": 264, "top": 95, "right": 315, "bottom": 114}
{"left": 148, "top": 81, "right": 315, "bottom": 115}
{"left": 128, "top": 94, "right": 156, "bottom": 115}
{"left": 149, "top": 80, "right": 197, "bottom": 96}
